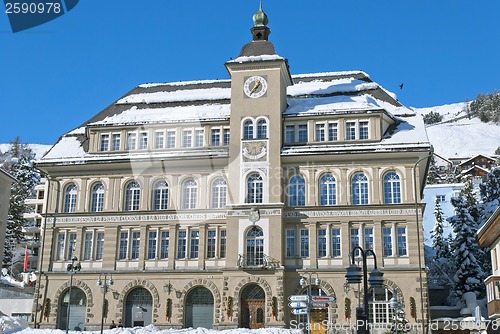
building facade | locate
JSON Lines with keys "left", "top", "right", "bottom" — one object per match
{"left": 34, "top": 6, "right": 432, "bottom": 333}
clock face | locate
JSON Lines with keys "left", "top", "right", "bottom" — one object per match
{"left": 244, "top": 75, "right": 268, "bottom": 98}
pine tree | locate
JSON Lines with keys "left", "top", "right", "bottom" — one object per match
{"left": 448, "top": 197, "right": 486, "bottom": 299}
{"left": 431, "top": 198, "right": 448, "bottom": 260}
{"left": 2, "top": 137, "right": 39, "bottom": 268}
{"left": 479, "top": 167, "right": 500, "bottom": 222}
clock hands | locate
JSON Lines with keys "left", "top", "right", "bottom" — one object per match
{"left": 249, "top": 79, "right": 261, "bottom": 95}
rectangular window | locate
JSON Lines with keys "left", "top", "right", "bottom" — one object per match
{"left": 190, "top": 230, "right": 199, "bottom": 258}
{"left": 285, "top": 125, "right": 295, "bottom": 143}
{"left": 166, "top": 130, "right": 176, "bottom": 148}
{"left": 83, "top": 232, "right": 93, "bottom": 261}
{"left": 207, "top": 230, "right": 216, "bottom": 258}
{"left": 148, "top": 231, "right": 157, "bottom": 260}
{"left": 219, "top": 229, "right": 226, "bottom": 258}
{"left": 298, "top": 124, "right": 308, "bottom": 142}
{"left": 223, "top": 128, "right": 230, "bottom": 145}
{"left": 346, "top": 122, "right": 356, "bottom": 140}
{"left": 119, "top": 231, "right": 128, "bottom": 260}
{"left": 350, "top": 228, "right": 359, "bottom": 256}
{"left": 154, "top": 131, "right": 164, "bottom": 149}
{"left": 160, "top": 231, "right": 169, "bottom": 259}
{"left": 436, "top": 195, "right": 446, "bottom": 203}
{"left": 332, "top": 228, "right": 341, "bottom": 257}
{"left": 139, "top": 132, "right": 148, "bottom": 150}
{"left": 286, "top": 229, "right": 296, "bottom": 257}
{"left": 195, "top": 129, "right": 204, "bottom": 147}
{"left": 112, "top": 134, "right": 121, "bottom": 151}
{"left": 397, "top": 227, "right": 407, "bottom": 256}
{"left": 67, "top": 233, "right": 77, "bottom": 260}
{"left": 211, "top": 128, "right": 221, "bottom": 146}
{"left": 383, "top": 227, "right": 393, "bottom": 256}
{"left": 182, "top": 130, "right": 192, "bottom": 148}
{"left": 359, "top": 121, "right": 369, "bottom": 140}
{"left": 365, "top": 227, "right": 374, "bottom": 250}
{"left": 300, "top": 229, "right": 309, "bottom": 258}
{"left": 56, "top": 233, "right": 65, "bottom": 261}
{"left": 177, "top": 230, "right": 187, "bottom": 259}
{"left": 328, "top": 123, "right": 338, "bottom": 141}
{"left": 95, "top": 232, "right": 104, "bottom": 260}
{"left": 100, "top": 134, "right": 109, "bottom": 151}
{"left": 131, "top": 231, "right": 140, "bottom": 260}
{"left": 127, "top": 132, "right": 137, "bottom": 150}
{"left": 315, "top": 123, "right": 325, "bottom": 142}
{"left": 317, "top": 229, "right": 327, "bottom": 257}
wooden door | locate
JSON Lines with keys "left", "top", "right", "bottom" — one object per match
{"left": 310, "top": 309, "right": 327, "bottom": 334}
{"left": 241, "top": 300, "right": 265, "bottom": 329}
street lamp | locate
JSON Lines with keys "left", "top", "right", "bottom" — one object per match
{"left": 66, "top": 256, "right": 81, "bottom": 333}
{"left": 390, "top": 292, "right": 403, "bottom": 333}
{"left": 299, "top": 272, "right": 320, "bottom": 334}
{"left": 97, "top": 273, "right": 114, "bottom": 334}
{"left": 345, "top": 247, "right": 384, "bottom": 334}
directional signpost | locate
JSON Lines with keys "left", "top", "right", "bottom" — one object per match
{"left": 288, "top": 295, "right": 309, "bottom": 316}
{"left": 291, "top": 308, "right": 308, "bottom": 315}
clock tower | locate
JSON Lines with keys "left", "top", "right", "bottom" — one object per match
{"left": 224, "top": 2, "right": 292, "bottom": 267}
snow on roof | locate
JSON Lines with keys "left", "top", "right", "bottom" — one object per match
{"left": 285, "top": 94, "right": 385, "bottom": 116}
{"left": 287, "top": 78, "right": 378, "bottom": 97}
{"left": 90, "top": 104, "right": 231, "bottom": 127}
{"left": 42, "top": 136, "right": 86, "bottom": 160}
{"left": 226, "top": 54, "right": 285, "bottom": 63}
{"left": 117, "top": 88, "right": 230, "bottom": 105}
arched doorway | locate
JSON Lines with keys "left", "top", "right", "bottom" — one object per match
{"left": 125, "top": 287, "right": 153, "bottom": 327}
{"left": 240, "top": 284, "right": 265, "bottom": 329}
{"left": 57, "top": 288, "right": 86, "bottom": 331}
{"left": 300, "top": 287, "right": 329, "bottom": 334}
{"left": 185, "top": 287, "right": 214, "bottom": 328}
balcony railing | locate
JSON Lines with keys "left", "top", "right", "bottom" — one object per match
{"left": 237, "top": 254, "right": 280, "bottom": 269}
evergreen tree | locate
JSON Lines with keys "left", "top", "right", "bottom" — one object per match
{"left": 479, "top": 167, "right": 500, "bottom": 222}
{"left": 448, "top": 197, "right": 486, "bottom": 299}
{"left": 2, "top": 137, "right": 39, "bottom": 268}
{"left": 431, "top": 198, "right": 448, "bottom": 260}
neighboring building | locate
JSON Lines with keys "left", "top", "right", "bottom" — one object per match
{"left": 0, "top": 167, "right": 16, "bottom": 267}
{"left": 477, "top": 207, "right": 500, "bottom": 319}
{"left": 422, "top": 183, "right": 464, "bottom": 245}
{"left": 34, "top": 6, "right": 432, "bottom": 333}
{"left": 458, "top": 154, "right": 496, "bottom": 172}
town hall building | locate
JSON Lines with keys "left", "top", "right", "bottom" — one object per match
{"left": 33, "top": 4, "right": 432, "bottom": 333}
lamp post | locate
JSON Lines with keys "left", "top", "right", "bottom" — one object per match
{"left": 66, "top": 256, "right": 81, "bottom": 333}
{"left": 97, "top": 273, "right": 114, "bottom": 334}
{"left": 299, "top": 272, "right": 320, "bottom": 334}
{"left": 389, "top": 292, "right": 403, "bottom": 333}
{"left": 345, "top": 247, "right": 384, "bottom": 334}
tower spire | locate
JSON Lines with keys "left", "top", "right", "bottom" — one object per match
{"left": 251, "top": 0, "right": 270, "bottom": 41}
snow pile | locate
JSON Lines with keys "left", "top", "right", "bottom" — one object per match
{"left": 2, "top": 324, "right": 301, "bottom": 334}
{"left": 0, "top": 315, "right": 28, "bottom": 333}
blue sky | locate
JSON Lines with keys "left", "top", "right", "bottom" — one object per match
{"left": 1, "top": 1, "right": 499, "bottom": 145}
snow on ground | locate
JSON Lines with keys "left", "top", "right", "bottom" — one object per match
{"left": 0, "top": 316, "right": 301, "bottom": 334}
{"left": 413, "top": 102, "right": 500, "bottom": 158}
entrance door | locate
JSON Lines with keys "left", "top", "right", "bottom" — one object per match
{"left": 125, "top": 288, "right": 153, "bottom": 327}
{"left": 310, "top": 309, "right": 328, "bottom": 334}
{"left": 57, "top": 288, "right": 87, "bottom": 331}
{"left": 240, "top": 284, "right": 265, "bottom": 329}
{"left": 185, "top": 287, "right": 214, "bottom": 329}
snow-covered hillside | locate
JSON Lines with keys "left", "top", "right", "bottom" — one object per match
{"left": 413, "top": 102, "right": 500, "bottom": 158}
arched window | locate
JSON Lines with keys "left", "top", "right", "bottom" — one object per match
{"left": 368, "top": 288, "right": 394, "bottom": 324}
{"left": 319, "top": 173, "right": 336, "bottom": 206}
{"left": 211, "top": 178, "right": 227, "bottom": 209}
{"left": 351, "top": 173, "right": 368, "bottom": 205}
{"left": 246, "top": 173, "right": 263, "bottom": 204}
{"left": 63, "top": 183, "right": 77, "bottom": 213}
{"left": 383, "top": 172, "right": 401, "bottom": 204}
{"left": 257, "top": 119, "right": 268, "bottom": 139}
{"left": 182, "top": 179, "right": 198, "bottom": 209}
{"left": 288, "top": 175, "right": 305, "bottom": 206}
{"left": 124, "top": 181, "right": 141, "bottom": 211}
{"left": 90, "top": 183, "right": 104, "bottom": 212}
{"left": 245, "top": 226, "right": 264, "bottom": 266}
{"left": 153, "top": 180, "right": 169, "bottom": 210}
{"left": 243, "top": 119, "right": 254, "bottom": 139}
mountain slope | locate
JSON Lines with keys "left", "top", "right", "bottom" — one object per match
{"left": 413, "top": 102, "right": 500, "bottom": 158}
